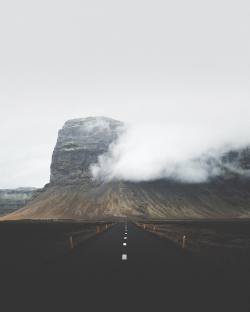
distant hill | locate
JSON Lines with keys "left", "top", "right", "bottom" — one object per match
{"left": 2, "top": 116, "right": 250, "bottom": 220}
{"left": 0, "top": 188, "right": 40, "bottom": 216}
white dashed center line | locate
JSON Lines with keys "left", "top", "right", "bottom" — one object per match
{"left": 122, "top": 224, "right": 128, "bottom": 261}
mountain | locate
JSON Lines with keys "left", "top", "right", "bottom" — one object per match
{"left": 50, "top": 117, "right": 123, "bottom": 185}
{"left": 0, "top": 188, "right": 40, "bottom": 216}
{"left": 2, "top": 116, "right": 250, "bottom": 220}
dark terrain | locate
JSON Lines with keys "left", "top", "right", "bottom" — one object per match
{"left": 0, "top": 220, "right": 113, "bottom": 271}
{"left": 137, "top": 218, "right": 250, "bottom": 280}
{"left": 0, "top": 219, "right": 250, "bottom": 312}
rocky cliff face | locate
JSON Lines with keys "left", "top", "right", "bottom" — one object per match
{"left": 2, "top": 116, "right": 250, "bottom": 221}
{"left": 50, "top": 117, "right": 124, "bottom": 185}
{"left": 221, "top": 147, "right": 250, "bottom": 173}
{"left": 0, "top": 188, "right": 40, "bottom": 216}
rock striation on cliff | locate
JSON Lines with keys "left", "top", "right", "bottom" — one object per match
{"left": 50, "top": 117, "right": 123, "bottom": 185}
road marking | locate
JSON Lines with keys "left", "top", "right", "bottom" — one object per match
{"left": 123, "top": 242, "right": 127, "bottom": 246}
{"left": 124, "top": 237, "right": 127, "bottom": 240}
{"left": 122, "top": 254, "right": 127, "bottom": 261}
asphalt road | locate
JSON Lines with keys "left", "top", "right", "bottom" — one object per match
{"left": 36, "top": 222, "right": 248, "bottom": 311}
{"left": 47, "top": 221, "right": 193, "bottom": 279}
{"left": 2, "top": 222, "right": 249, "bottom": 312}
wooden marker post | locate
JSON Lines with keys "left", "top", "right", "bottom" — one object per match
{"left": 182, "top": 235, "right": 187, "bottom": 249}
{"left": 69, "top": 236, "right": 74, "bottom": 250}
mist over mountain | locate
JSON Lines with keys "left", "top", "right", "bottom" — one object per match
{"left": 92, "top": 122, "right": 250, "bottom": 183}
{"left": 2, "top": 116, "right": 250, "bottom": 220}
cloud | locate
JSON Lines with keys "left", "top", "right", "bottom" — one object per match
{"left": 91, "top": 120, "right": 250, "bottom": 183}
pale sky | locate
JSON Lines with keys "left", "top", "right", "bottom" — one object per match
{"left": 0, "top": 0, "right": 249, "bottom": 188}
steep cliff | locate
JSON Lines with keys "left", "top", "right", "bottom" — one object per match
{"left": 50, "top": 117, "right": 123, "bottom": 185}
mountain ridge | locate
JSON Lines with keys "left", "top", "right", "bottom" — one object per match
{"left": 2, "top": 116, "right": 250, "bottom": 220}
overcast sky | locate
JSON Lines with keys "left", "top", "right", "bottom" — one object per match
{"left": 0, "top": 0, "right": 249, "bottom": 188}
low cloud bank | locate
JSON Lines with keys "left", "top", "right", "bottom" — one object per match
{"left": 91, "top": 121, "right": 250, "bottom": 183}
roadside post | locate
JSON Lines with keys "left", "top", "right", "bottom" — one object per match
{"left": 69, "top": 236, "right": 74, "bottom": 250}
{"left": 182, "top": 235, "right": 187, "bottom": 249}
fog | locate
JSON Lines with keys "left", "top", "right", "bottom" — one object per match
{"left": 91, "top": 109, "right": 250, "bottom": 183}
{"left": 0, "top": 0, "right": 249, "bottom": 188}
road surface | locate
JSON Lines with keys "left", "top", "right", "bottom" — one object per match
{"left": 33, "top": 222, "right": 248, "bottom": 312}
{"left": 1, "top": 222, "right": 249, "bottom": 311}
